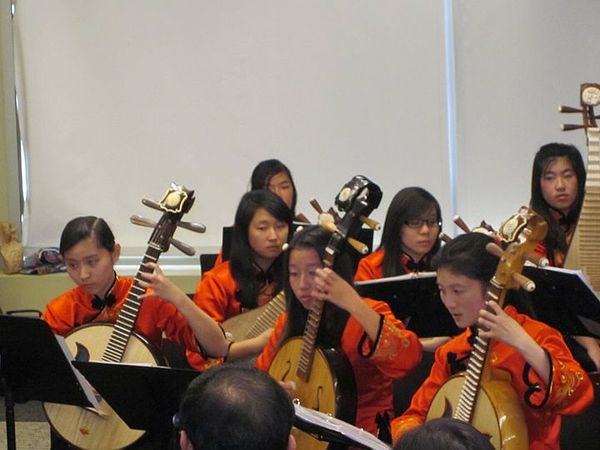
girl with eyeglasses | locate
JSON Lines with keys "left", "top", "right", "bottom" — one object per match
{"left": 355, "top": 187, "right": 442, "bottom": 281}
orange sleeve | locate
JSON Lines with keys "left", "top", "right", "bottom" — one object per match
{"left": 358, "top": 299, "right": 422, "bottom": 379}
{"left": 255, "top": 314, "right": 288, "bottom": 371}
{"left": 193, "top": 262, "right": 240, "bottom": 323}
{"left": 354, "top": 249, "right": 384, "bottom": 281}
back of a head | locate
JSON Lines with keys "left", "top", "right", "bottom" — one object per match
{"left": 178, "top": 365, "right": 294, "bottom": 450}
{"left": 394, "top": 418, "right": 494, "bottom": 450}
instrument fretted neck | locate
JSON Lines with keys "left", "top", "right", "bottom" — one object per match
{"left": 296, "top": 245, "right": 338, "bottom": 382}
{"left": 102, "top": 244, "right": 162, "bottom": 362}
{"left": 454, "top": 282, "right": 504, "bottom": 422}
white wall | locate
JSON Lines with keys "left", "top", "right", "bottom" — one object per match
{"left": 4, "top": 0, "right": 600, "bottom": 255}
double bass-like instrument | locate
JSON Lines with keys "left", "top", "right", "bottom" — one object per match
{"left": 426, "top": 208, "right": 548, "bottom": 450}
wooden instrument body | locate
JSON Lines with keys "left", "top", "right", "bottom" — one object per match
{"left": 43, "top": 323, "right": 164, "bottom": 449}
{"left": 268, "top": 336, "right": 357, "bottom": 450}
{"left": 427, "top": 368, "right": 528, "bottom": 450}
{"left": 222, "top": 291, "right": 286, "bottom": 341}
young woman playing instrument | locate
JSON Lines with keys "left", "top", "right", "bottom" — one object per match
{"left": 41, "top": 216, "right": 229, "bottom": 449}
{"left": 42, "top": 216, "right": 227, "bottom": 357}
{"left": 530, "top": 142, "right": 600, "bottom": 371}
{"left": 391, "top": 232, "right": 593, "bottom": 449}
{"left": 354, "top": 187, "right": 442, "bottom": 281}
{"left": 256, "top": 225, "right": 423, "bottom": 437}
{"left": 190, "top": 189, "right": 293, "bottom": 365}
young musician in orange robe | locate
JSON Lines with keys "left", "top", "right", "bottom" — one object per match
{"left": 391, "top": 233, "right": 593, "bottom": 449}
{"left": 355, "top": 186, "right": 449, "bottom": 352}
{"left": 41, "top": 216, "right": 230, "bottom": 449}
{"left": 212, "top": 158, "right": 302, "bottom": 267}
{"left": 256, "top": 225, "right": 423, "bottom": 438}
{"left": 42, "top": 216, "right": 227, "bottom": 356}
{"left": 189, "top": 189, "right": 293, "bottom": 365}
{"left": 354, "top": 187, "right": 442, "bottom": 281}
{"left": 529, "top": 142, "right": 600, "bottom": 371}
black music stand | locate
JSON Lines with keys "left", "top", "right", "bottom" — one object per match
{"left": 0, "top": 316, "right": 95, "bottom": 450}
{"left": 72, "top": 361, "right": 200, "bottom": 431}
{"left": 355, "top": 272, "right": 462, "bottom": 337}
{"left": 522, "top": 266, "right": 600, "bottom": 337}
{"left": 294, "top": 403, "right": 391, "bottom": 450}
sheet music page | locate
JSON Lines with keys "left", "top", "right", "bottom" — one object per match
{"left": 54, "top": 335, "right": 100, "bottom": 408}
{"left": 294, "top": 404, "right": 392, "bottom": 450}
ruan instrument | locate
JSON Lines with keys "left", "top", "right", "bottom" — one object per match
{"left": 268, "top": 175, "right": 382, "bottom": 450}
{"left": 560, "top": 83, "right": 600, "bottom": 293}
{"left": 426, "top": 208, "right": 548, "bottom": 450}
{"left": 44, "top": 183, "right": 203, "bottom": 450}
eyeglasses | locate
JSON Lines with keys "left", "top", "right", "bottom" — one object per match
{"left": 404, "top": 218, "right": 441, "bottom": 229}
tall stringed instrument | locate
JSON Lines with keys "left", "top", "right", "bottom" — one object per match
{"left": 426, "top": 208, "right": 548, "bottom": 450}
{"left": 268, "top": 175, "right": 382, "bottom": 450}
{"left": 44, "top": 183, "right": 202, "bottom": 450}
{"left": 560, "top": 83, "right": 600, "bottom": 293}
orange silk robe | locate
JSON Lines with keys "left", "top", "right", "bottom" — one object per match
{"left": 256, "top": 298, "right": 423, "bottom": 435}
{"left": 391, "top": 306, "right": 594, "bottom": 450}
{"left": 42, "top": 277, "right": 201, "bottom": 354}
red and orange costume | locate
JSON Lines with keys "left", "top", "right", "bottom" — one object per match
{"left": 391, "top": 306, "right": 593, "bottom": 450}
{"left": 188, "top": 261, "right": 277, "bottom": 369}
{"left": 354, "top": 249, "right": 433, "bottom": 282}
{"left": 42, "top": 276, "right": 203, "bottom": 355}
{"left": 256, "top": 298, "right": 423, "bottom": 435}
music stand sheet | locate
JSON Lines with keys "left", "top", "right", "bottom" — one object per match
{"left": 523, "top": 266, "right": 600, "bottom": 337}
{"left": 0, "top": 315, "right": 94, "bottom": 407}
{"left": 355, "top": 272, "right": 461, "bottom": 337}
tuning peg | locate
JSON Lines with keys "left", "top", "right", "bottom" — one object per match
{"left": 295, "top": 212, "right": 310, "bottom": 224}
{"left": 178, "top": 221, "right": 206, "bottom": 234}
{"left": 511, "top": 272, "right": 535, "bottom": 292}
{"left": 310, "top": 198, "right": 325, "bottom": 214}
{"left": 525, "top": 252, "right": 549, "bottom": 267}
{"left": 319, "top": 220, "right": 369, "bottom": 254}
{"left": 453, "top": 216, "right": 470, "bottom": 233}
{"left": 485, "top": 242, "right": 504, "bottom": 258}
{"left": 170, "top": 238, "right": 196, "bottom": 256}
{"left": 142, "top": 197, "right": 163, "bottom": 211}
{"left": 360, "top": 216, "right": 381, "bottom": 231}
{"left": 559, "top": 105, "right": 583, "bottom": 114}
{"left": 479, "top": 221, "right": 495, "bottom": 233}
{"left": 130, "top": 215, "right": 156, "bottom": 228}
{"left": 439, "top": 232, "right": 452, "bottom": 243}
{"left": 561, "top": 124, "right": 585, "bottom": 131}
{"left": 327, "top": 207, "right": 342, "bottom": 223}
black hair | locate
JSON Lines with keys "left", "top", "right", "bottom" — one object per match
{"left": 433, "top": 232, "right": 535, "bottom": 316}
{"left": 393, "top": 418, "right": 494, "bottom": 450}
{"left": 178, "top": 365, "right": 294, "bottom": 450}
{"left": 380, "top": 187, "right": 442, "bottom": 276}
{"left": 250, "top": 159, "right": 298, "bottom": 214}
{"left": 281, "top": 225, "right": 353, "bottom": 347}
{"left": 59, "top": 216, "right": 115, "bottom": 255}
{"left": 230, "top": 190, "right": 293, "bottom": 310}
{"left": 433, "top": 233, "right": 497, "bottom": 287}
{"left": 530, "top": 143, "right": 586, "bottom": 261}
